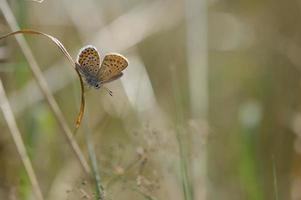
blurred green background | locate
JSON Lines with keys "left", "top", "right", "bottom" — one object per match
{"left": 0, "top": 0, "right": 300, "bottom": 199}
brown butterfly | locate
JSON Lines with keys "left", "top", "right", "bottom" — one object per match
{"left": 76, "top": 45, "right": 128, "bottom": 91}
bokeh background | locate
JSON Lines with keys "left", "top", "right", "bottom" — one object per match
{"left": 0, "top": 0, "right": 300, "bottom": 199}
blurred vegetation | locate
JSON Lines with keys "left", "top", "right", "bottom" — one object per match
{"left": 0, "top": 0, "right": 301, "bottom": 200}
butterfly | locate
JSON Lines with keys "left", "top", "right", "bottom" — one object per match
{"left": 76, "top": 45, "right": 128, "bottom": 92}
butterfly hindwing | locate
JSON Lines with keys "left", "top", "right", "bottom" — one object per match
{"left": 100, "top": 72, "right": 123, "bottom": 84}
{"left": 98, "top": 53, "right": 128, "bottom": 83}
{"left": 76, "top": 45, "right": 100, "bottom": 77}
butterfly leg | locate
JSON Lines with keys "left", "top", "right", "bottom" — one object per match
{"left": 103, "top": 86, "right": 113, "bottom": 96}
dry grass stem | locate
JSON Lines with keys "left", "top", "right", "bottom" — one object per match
{"left": 0, "top": 79, "right": 44, "bottom": 200}
{"left": 0, "top": 0, "right": 90, "bottom": 175}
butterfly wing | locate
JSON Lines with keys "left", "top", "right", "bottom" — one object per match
{"left": 100, "top": 72, "right": 124, "bottom": 84}
{"left": 98, "top": 53, "right": 128, "bottom": 83}
{"left": 76, "top": 45, "right": 101, "bottom": 77}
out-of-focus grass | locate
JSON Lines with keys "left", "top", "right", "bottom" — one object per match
{"left": 238, "top": 128, "right": 263, "bottom": 200}
{"left": 1, "top": 0, "right": 301, "bottom": 200}
{"left": 171, "top": 64, "right": 194, "bottom": 200}
{"left": 19, "top": 170, "right": 30, "bottom": 200}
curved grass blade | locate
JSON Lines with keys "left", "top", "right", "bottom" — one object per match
{"left": 0, "top": 29, "right": 86, "bottom": 129}
{"left": 75, "top": 62, "right": 85, "bottom": 129}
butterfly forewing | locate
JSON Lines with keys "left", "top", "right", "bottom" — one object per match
{"left": 76, "top": 45, "right": 101, "bottom": 76}
{"left": 98, "top": 53, "right": 128, "bottom": 83}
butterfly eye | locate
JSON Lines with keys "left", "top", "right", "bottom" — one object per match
{"left": 95, "top": 83, "right": 100, "bottom": 89}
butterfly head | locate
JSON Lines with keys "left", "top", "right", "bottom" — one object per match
{"left": 94, "top": 82, "right": 101, "bottom": 89}
{"left": 86, "top": 77, "right": 101, "bottom": 89}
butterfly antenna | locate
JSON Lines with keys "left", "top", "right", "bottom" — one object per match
{"left": 104, "top": 87, "right": 113, "bottom": 96}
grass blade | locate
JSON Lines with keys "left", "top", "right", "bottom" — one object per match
{"left": 0, "top": 79, "right": 44, "bottom": 200}
{"left": 0, "top": 0, "right": 89, "bottom": 174}
{"left": 0, "top": 29, "right": 86, "bottom": 130}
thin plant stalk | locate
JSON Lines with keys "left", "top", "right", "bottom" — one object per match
{"left": 0, "top": 79, "right": 44, "bottom": 200}
{"left": 0, "top": 0, "right": 90, "bottom": 175}
{"left": 170, "top": 66, "right": 193, "bottom": 200}
{"left": 185, "top": 0, "right": 208, "bottom": 199}
{"left": 70, "top": 73, "right": 104, "bottom": 199}
{"left": 82, "top": 107, "right": 104, "bottom": 200}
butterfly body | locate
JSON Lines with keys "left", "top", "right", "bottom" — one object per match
{"left": 76, "top": 45, "right": 128, "bottom": 90}
{"left": 84, "top": 74, "right": 101, "bottom": 89}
